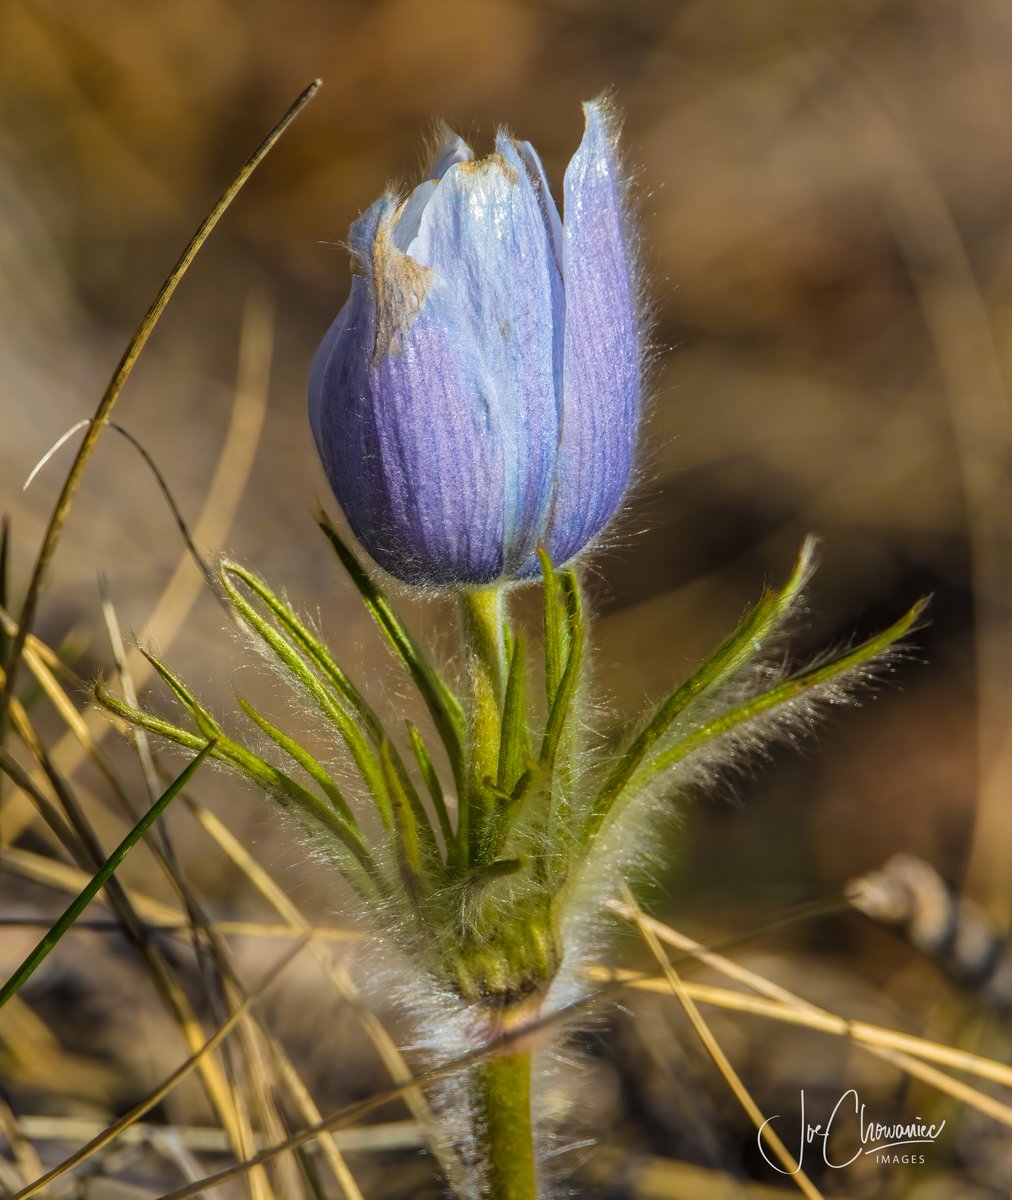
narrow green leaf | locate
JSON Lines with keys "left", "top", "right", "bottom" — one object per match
{"left": 379, "top": 739, "right": 430, "bottom": 911}
{"left": 221, "top": 561, "right": 382, "bottom": 741}
{"left": 538, "top": 545, "right": 566, "bottom": 706}
{"left": 482, "top": 765, "right": 539, "bottom": 861}
{"left": 318, "top": 515, "right": 466, "bottom": 787}
{"left": 95, "top": 684, "right": 380, "bottom": 895}
{"left": 237, "top": 696, "right": 356, "bottom": 826}
{"left": 592, "top": 537, "right": 818, "bottom": 828}
{"left": 140, "top": 650, "right": 222, "bottom": 735}
{"left": 497, "top": 633, "right": 527, "bottom": 795}
{"left": 539, "top": 570, "right": 585, "bottom": 771}
{"left": 0, "top": 740, "right": 214, "bottom": 1009}
{"left": 222, "top": 562, "right": 440, "bottom": 862}
{"left": 652, "top": 599, "right": 926, "bottom": 772}
{"left": 96, "top": 683, "right": 206, "bottom": 753}
{"left": 217, "top": 565, "right": 396, "bottom": 833}
{"left": 465, "top": 857, "right": 523, "bottom": 887}
{"left": 407, "top": 722, "right": 455, "bottom": 857}
{"left": 582, "top": 598, "right": 928, "bottom": 847}
{"left": 481, "top": 574, "right": 584, "bottom": 863}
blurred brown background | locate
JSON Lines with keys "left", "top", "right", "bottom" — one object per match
{"left": 2, "top": 0, "right": 1011, "bottom": 1195}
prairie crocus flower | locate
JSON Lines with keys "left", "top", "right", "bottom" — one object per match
{"left": 90, "top": 87, "right": 928, "bottom": 1200}
{"left": 309, "top": 100, "right": 641, "bottom": 587}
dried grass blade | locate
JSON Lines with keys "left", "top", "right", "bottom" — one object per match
{"left": 624, "top": 893, "right": 826, "bottom": 1200}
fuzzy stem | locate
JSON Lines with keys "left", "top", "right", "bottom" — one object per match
{"left": 459, "top": 587, "right": 506, "bottom": 865}
{"left": 473, "top": 1051, "right": 537, "bottom": 1200}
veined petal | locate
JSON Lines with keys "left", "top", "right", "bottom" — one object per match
{"left": 367, "top": 220, "right": 507, "bottom": 583}
{"left": 392, "top": 180, "right": 438, "bottom": 251}
{"left": 517, "top": 140, "right": 563, "bottom": 271}
{"left": 429, "top": 124, "right": 474, "bottom": 179}
{"left": 310, "top": 101, "right": 641, "bottom": 587}
{"left": 310, "top": 196, "right": 397, "bottom": 571}
{"left": 543, "top": 98, "right": 640, "bottom": 565}
{"left": 408, "top": 141, "right": 563, "bottom": 572}
{"left": 309, "top": 193, "right": 392, "bottom": 449}
{"left": 311, "top": 195, "right": 508, "bottom": 585}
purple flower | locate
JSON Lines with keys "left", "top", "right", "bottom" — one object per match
{"left": 309, "top": 100, "right": 641, "bottom": 586}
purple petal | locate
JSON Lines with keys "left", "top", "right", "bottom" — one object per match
{"left": 542, "top": 98, "right": 640, "bottom": 566}
{"left": 517, "top": 140, "right": 563, "bottom": 271}
{"left": 409, "top": 140, "right": 564, "bottom": 572}
{"left": 429, "top": 125, "right": 474, "bottom": 179}
{"left": 311, "top": 197, "right": 508, "bottom": 584}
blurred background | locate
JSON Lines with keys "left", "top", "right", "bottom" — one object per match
{"left": 2, "top": 0, "right": 1011, "bottom": 1196}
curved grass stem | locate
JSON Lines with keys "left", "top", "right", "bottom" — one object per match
{"left": 0, "top": 80, "right": 320, "bottom": 726}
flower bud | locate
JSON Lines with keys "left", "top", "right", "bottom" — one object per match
{"left": 309, "top": 100, "right": 641, "bottom": 586}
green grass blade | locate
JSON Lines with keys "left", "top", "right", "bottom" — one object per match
{"left": 0, "top": 740, "right": 214, "bottom": 1009}
{"left": 318, "top": 515, "right": 466, "bottom": 787}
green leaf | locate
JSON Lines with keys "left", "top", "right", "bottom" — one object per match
{"left": 581, "top": 598, "right": 928, "bottom": 847}
{"left": 586, "top": 538, "right": 818, "bottom": 843}
{"left": 538, "top": 545, "right": 567, "bottom": 707}
{"left": 222, "top": 562, "right": 440, "bottom": 866}
{"left": 217, "top": 563, "right": 396, "bottom": 833}
{"left": 140, "top": 649, "right": 222, "bottom": 736}
{"left": 465, "top": 857, "right": 523, "bottom": 887}
{"left": 482, "top": 573, "right": 584, "bottom": 863}
{"left": 379, "top": 738, "right": 432, "bottom": 912}
{"left": 407, "top": 721, "right": 456, "bottom": 858}
{"left": 497, "top": 633, "right": 527, "bottom": 796}
{"left": 237, "top": 696, "right": 354, "bottom": 825}
{"left": 318, "top": 514, "right": 466, "bottom": 788}
{"left": 539, "top": 570, "right": 584, "bottom": 772}
{"left": 0, "top": 740, "right": 214, "bottom": 1008}
{"left": 95, "top": 683, "right": 381, "bottom": 897}
{"left": 221, "top": 561, "right": 382, "bottom": 742}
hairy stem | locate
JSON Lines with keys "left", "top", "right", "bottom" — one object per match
{"left": 473, "top": 1051, "right": 537, "bottom": 1200}
{"left": 459, "top": 587, "right": 506, "bottom": 865}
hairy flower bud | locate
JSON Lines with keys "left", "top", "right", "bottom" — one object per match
{"left": 309, "top": 100, "right": 641, "bottom": 586}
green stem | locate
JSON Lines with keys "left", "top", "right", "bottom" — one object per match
{"left": 459, "top": 587, "right": 506, "bottom": 865}
{"left": 473, "top": 1051, "right": 537, "bottom": 1200}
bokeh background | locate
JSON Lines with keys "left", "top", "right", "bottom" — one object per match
{"left": 2, "top": 0, "right": 1011, "bottom": 1196}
